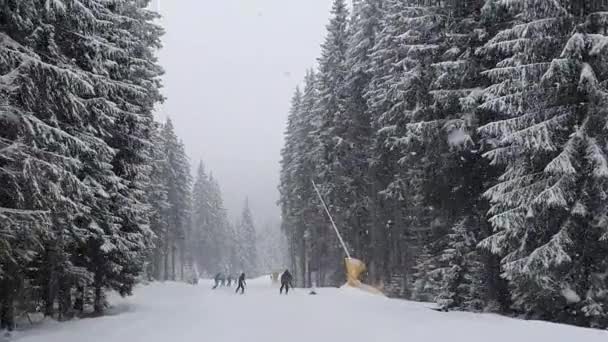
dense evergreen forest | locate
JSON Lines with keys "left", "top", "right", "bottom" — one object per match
{"left": 2, "top": 0, "right": 608, "bottom": 334}
{"left": 0, "top": 0, "right": 264, "bottom": 330}
{"left": 279, "top": 0, "right": 608, "bottom": 328}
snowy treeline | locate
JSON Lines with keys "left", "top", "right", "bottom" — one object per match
{"left": 151, "top": 127, "right": 260, "bottom": 283}
{"left": 0, "top": 0, "right": 257, "bottom": 330}
{"left": 192, "top": 171, "right": 260, "bottom": 279}
{"left": 191, "top": 164, "right": 259, "bottom": 278}
{"left": 279, "top": 0, "right": 608, "bottom": 328}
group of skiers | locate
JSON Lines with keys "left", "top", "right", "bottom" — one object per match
{"left": 212, "top": 272, "right": 248, "bottom": 294}
{"left": 211, "top": 270, "right": 294, "bottom": 295}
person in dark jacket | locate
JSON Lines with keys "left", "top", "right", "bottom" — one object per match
{"left": 235, "top": 273, "right": 246, "bottom": 294}
{"left": 280, "top": 269, "right": 293, "bottom": 295}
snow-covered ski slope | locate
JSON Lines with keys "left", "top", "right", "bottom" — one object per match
{"left": 14, "top": 276, "right": 608, "bottom": 342}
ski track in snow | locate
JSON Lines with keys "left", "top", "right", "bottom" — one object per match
{"left": 12, "top": 277, "right": 608, "bottom": 342}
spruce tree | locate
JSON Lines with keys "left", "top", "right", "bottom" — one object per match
{"left": 339, "top": 0, "right": 383, "bottom": 265}
{"left": 295, "top": 71, "right": 328, "bottom": 287}
{"left": 0, "top": 0, "right": 170, "bottom": 322}
{"left": 279, "top": 87, "right": 303, "bottom": 278}
{"left": 435, "top": 218, "right": 484, "bottom": 311}
{"left": 311, "top": 0, "right": 351, "bottom": 286}
{"left": 100, "top": 0, "right": 163, "bottom": 302}
{"left": 0, "top": 0, "right": 121, "bottom": 319}
{"left": 280, "top": 71, "right": 325, "bottom": 287}
{"left": 160, "top": 119, "right": 192, "bottom": 281}
{"left": 208, "top": 175, "right": 232, "bottom": 272}
{"left": 365, "top": 0, "right": 446, "bottom": 288}
{"left": 147, "top": 123, "right": 171, "bottom": 280}
{"left": 192, "top": 161, "right": 226, "bottom": 274}
{"left": 236, "top": 199, "right": 258, "bottom": 274}
{"left": 478, "top": 0, "right": 608, "bottom": 326}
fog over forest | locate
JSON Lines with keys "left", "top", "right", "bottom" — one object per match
{"left": 155, "top": 0, "right": 332, "bottom": 224}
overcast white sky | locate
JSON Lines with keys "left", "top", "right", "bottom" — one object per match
{"left": 156, "top": 0, "right": 332, "bottom": 224}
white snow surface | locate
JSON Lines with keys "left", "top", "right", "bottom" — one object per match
{"left": 13, "top": 276, "right": 608, "bottom": 342}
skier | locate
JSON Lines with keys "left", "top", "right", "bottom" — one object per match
{"left": 212, "top": 273, "right": 223, "bottom": 289}
{"left": 235, "top": 273, "right": 246, "bottom": 294}
{"left": 280, "top": 269, "right": 293, "bottom": 295}
{"left": 226, "top": 274, "right": 233, "bottom": 287}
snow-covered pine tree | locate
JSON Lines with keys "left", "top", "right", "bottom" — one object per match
{"left": 1, "top": 0, "right": 166, "bottom": 317}
{"left": 365, "top": 0, "right": 446, "bottom": 289}
{"left": 411, "top": 247, "right": 442, "bottom": 302}
{"left": 477, "top": 0, "right": 574, "bottom": 319}
{"left": 559, "top": 8, "right": 608, "bottom": 327}
{"left": 0, "top": 0, "right": 131, "bottom": 319}
{"left": 192, "top": 161, "right": 225, "bottom": 275}
{"left": 478, "top": 0, "right": 608, "bottom": 326}
{"left": 299, "top": 71, "right": 340, "bottom": 287}
{"left": 147, "top": 123, "right": 171, "bottom": 280}
{"left": 98, "top": 0, "right": 164, "bottom": 301}
{"left": 423, "top": 0, "right": 486, "bottom": 143}
{"left": 236, "top": 199, "right": 258, "bottom": 275}
{"left": 336, "top": 0, "right": 383, "bottom": 268}
{"left": 192, "top": 161, "right": 209, "bottom": 272}
{"left": 279, "top": 86, "right": 303, "bottom": 279}
{"left": 435, "top": 218, "right": 485, "bottom": 311}
{"left": 176, "top": 142, "right": 193, "bottom": 279}
{"left": 279, "top": 87, "right": 302, "bottom": 219}
{"left": 400, "top": 0, "right": 511, "bottom": 311}
{"left": 365, "top": 0, "right": 409, "bottom": 284}
{"left": 205, "top": 174, "right": 233, "bottom": 274}
{"left": 292, "top": 72, "right": 317, "bottom": 288}
{"left": 56, "top": 1, "right": 165, "bottom": 312}
{"left": 279, "top": 71, "right": 326, "bottom": 287}
{"left": 311, "top": 0, "right": 352, "bottom": 286}
{"left": 160, "top": 119, "right": 192, "bottom": 281}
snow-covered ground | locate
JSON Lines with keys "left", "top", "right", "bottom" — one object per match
{"left": 12, "top": 276, "right": 608, "bottom": 342}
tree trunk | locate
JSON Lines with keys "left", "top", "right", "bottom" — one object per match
{"left": 171, "top": 244, "right": 177, "bottom": 281}
{"left": 180, "top": 240, "right": 186, "bottom": 281}
{"left": 74, "top": 286, "right": 85, "bottom": 313}
{"left": 0, "top": 294, "right": 15, "bottom": 332}
{"left": 158, "top": 249, "right": 165, "bottom": 280}
{"left": 58, "top": 278, "right": 73, "bottom": 321}
{"left": 93, "top": 267, "right": 105, "bottom": 315}
{"left": 304, "top": 248, "right": 310, "bottom": 288}
{"left": 93, "top": 284, "right": 105, "bottom": 315}
{"left": 163, "top": 247, "right": 170, "bottom": 281}
{"left": 368, "top": 163, "right": 381, "bottom": 284}
{"left": 289, "top": 235, "right": 297, "bottom": 281}
{"left": 45, "top": 246, "right": 58, "bottom": 317}
{"left": 298, "top": 232, "right": 306, "bottom": 287}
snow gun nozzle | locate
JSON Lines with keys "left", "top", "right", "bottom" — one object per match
{"left": 345, "top": 257, "right": 366, "bottom": 287}
{"left": 344, "top": 257, "right": 384, "bottom": 296}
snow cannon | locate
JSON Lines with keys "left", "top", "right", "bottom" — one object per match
{"left": 345, "top": 257, "right": 366, "bottom": 287}
{"left": 344, "top": 257, "right": 384, "bottom": 295}
{"left": 312, "top": 179, "right": 384, "bottom": 296}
